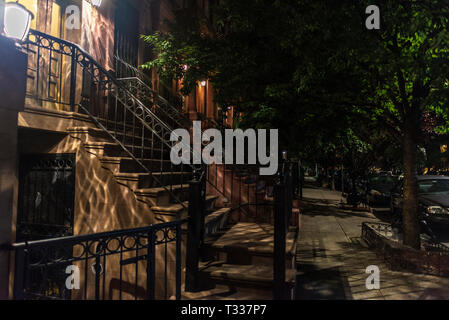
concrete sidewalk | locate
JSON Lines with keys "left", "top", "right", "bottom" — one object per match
{"left": 296, "top": 186, "right": 449, "bottom": 300}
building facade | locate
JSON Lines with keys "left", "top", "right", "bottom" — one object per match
{"left": 0, "top": 0, "right": 226, "bottom": 299}
{"left": 0, "top": 0, "right": 292, "bottom": 301}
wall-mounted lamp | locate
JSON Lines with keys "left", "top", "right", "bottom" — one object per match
{"left": 200, "top": 80, "right": 207, "bottom": 87}
{"left": 3, "top": 1, "right": 34, "bottom": 41}
{"left": 282, "top": 150, "right": 288, "bottom": 161}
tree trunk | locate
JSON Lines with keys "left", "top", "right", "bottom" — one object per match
{"left": 402, "top": 115, "right": 421, "bottom": 249}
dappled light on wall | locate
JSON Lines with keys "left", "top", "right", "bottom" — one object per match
{"left": 81, "top": 0, "right": 114, "bottom": 70}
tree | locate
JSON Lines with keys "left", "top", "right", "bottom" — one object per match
{"left": 143, "top": 0, "right": 449, "bottom": 249}
{"left": 327, "top": 0, "right": 449, "bottom": 249}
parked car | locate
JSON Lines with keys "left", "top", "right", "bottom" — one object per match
{"left": 366, "top": 174, "right": 399, "bottom": 207}
{"left": 391, "top": 175, "right": 449, "bottom": 225}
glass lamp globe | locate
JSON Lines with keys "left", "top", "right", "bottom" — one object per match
{"left": 3, "top": 2, "right": 34, "bottom": 41}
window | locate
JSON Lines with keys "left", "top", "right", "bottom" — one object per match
{"left": 418, "top": 179, "right": 449, "bottom": 194}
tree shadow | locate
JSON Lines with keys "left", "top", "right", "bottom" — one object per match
{"left": 296, "top": 266, "right": 351, "bottom": 300}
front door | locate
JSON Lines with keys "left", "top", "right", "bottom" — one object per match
{"left": 17, "top": 154, "right": 76, "bottom": 242}
{"left": 114, "top": 0, "right": 140, "bottom": 78}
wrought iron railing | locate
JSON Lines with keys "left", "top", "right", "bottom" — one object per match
{"left": 113, "top": 55, "right": 245, "bottom": 208}
{"left": 115, "top": 74, "right": 273, "bottom": 219}
{"left": 114, "top": 53, "right": 278, "bottom": 221}
{"left": 24, "top": 28, "right": 250, "bottom": 215}
{"left": 117, "top": 76, "right": 190, "bottom": 130}
{"left": 24, "top": 29, "right": 79, "bottom": 111}
{"left": 11, "top": 221, "right": 183, "bottom": 300}
{"left": 114, "top": 54, "right": 184, "bottom": 110}
{"left": 185, "top": 161, "right": 297, "bottom": 299}
{"left": 24, "top": 29, "right": 197, "bottom": 208}
{"left": 22, "top": 29, "right": 298, "bottom": 300}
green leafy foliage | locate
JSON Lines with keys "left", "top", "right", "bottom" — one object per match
{"left": 142, "top": 0, "right": 449, "bottom": 168}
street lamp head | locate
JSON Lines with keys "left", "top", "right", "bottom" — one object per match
{"left": 3, "top": 2, "right": 34, "bottom": 41}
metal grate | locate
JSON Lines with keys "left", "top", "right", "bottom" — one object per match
{"left": 17, "top": 154, "right": 76, "bottom": 242}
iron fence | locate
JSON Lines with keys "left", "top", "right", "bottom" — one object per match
{"left": 362, "top": 222, "right": 449, "bottom": 277}
{"left": 24, "top": 29, "right": 196, "bottom": 208}
{"left": 12, "top": 221, "right": 183, "bottom": 300}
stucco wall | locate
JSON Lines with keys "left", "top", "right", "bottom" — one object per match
{"left": 81, "top": 0, "right": 115, "bottom": 71}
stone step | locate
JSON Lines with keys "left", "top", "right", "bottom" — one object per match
{"left": 199, "top": 262, "right": 296, "bottom": 295}
{"left": 204, "top": 208, "right": 232, "bottom": 238}
{"left": 84, "top": 141, "right": 170, "bottom": 160}
{"left": 68, "top": 126, "right": 112, "bottom": 143}
{"left": 151, "top": 195, "right": 219, "bottom": 223}
{"left": 135, "top": 184, "right": 190, "bottom": 207}
{"left": 151, "top": 194, "right": 219, "bottom": 214}
{"left": 105, "top": 128, "right": 166, "bottom": 147}
{"left": 173, "top": 284, "right": 273, "bottom": 300}
{"left": 100, "top": 156, "right": 186, "bottom": 174}
{"left": 114, "top": 172, "right": 192, "bottom": 190}
{"left": 68, "top": 126, "right": 162, "bottom": 146}
{"left": 152, "top": 202, "right": 189, "bottom": 223}
{"left": 203, "top": 222, "right": 298, "bottom": 268}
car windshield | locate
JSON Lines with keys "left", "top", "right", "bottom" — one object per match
{"left": 418, "top": 179, "right": 449, "bottom": 195}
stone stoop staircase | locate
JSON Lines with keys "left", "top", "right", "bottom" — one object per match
{"left": 72, "top": 57, "right": 298, "bottom": 300}
{"left": 178, "top": 222, "right": 298, "bottom": 300}
{"left": 67, "top": 124, "right": 297, "bottom": 301}
{"left": 67, "top": 122, "right": 298, "bottom": 301}
{"left": 67, "top": 126, "right": 229, "bottom": 227}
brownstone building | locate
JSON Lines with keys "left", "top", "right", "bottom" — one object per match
{"left": 0, "top": 0, "right": 296, "bottom": 301}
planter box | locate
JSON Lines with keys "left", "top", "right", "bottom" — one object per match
{"left": 362, "top": 222, "right": 449, "bottom": 277}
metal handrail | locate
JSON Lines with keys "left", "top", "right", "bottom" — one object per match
{"left": 117, "top": 76, "right": 190, "bottom": 130}
{"left": 113, "top": 59, "right": 231, "bottom": 200}
{"left": 12, "top": 220, "right": 186, "bottom": 249}
{"left": 114, "top": 54, "right": 184, "bottom": 108}
{"left": 26, "top": 29, "right": 197, "bottom": 208}
{"left": 12, "top": 220, "right": 184, "bottom": 300}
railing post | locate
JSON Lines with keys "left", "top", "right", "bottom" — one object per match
{"left": 185, "top": 169, "right": 205, "bottom": 292}
{"left": 273, "top": 182, "right": 287, "bottom": 300}
{"left": 175, "top": 222, "right": 182, "bottom": 300}
{"left": 13, "top": 247, "right": 26, "bottom": 300}
{"left": 70, "top": 46, "right": 77, "bottom": 112}
{"left": 146, "top": 229, "right": 156, "bottom": 300}
{"left": 286, "top": 163, "right": 294, "bottom": 227}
